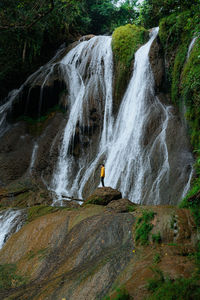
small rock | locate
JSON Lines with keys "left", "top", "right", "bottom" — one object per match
{"left": 106, "top": 198, "right": 136, "bottom": 213}
{"left": 84, "top": 187, "right": 122, "bottom": 206}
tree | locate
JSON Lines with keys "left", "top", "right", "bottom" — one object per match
{"left": 138, "top": 0, "right": 200, "bottom": 28}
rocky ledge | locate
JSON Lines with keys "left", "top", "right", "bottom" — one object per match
{"left": 0, "top": 188, "right": 198, "bottom": 300}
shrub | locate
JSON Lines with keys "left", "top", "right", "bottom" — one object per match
{"left": 152, "top": 232, "right": 162, "bottom": 244}
{"left": 153, "top": 253, "right": 161, "bottom": 264}
{"left": 135, "top": 210, "right": 155, "bottom": 245}
{"left": 103, "top": 286, "right": 131, "bottom": 300}
{"left": 179, "top": 178, "right": 200, "bottom": 227}
{"left": 181, "top": 38, "right": 200, "bottom": 151}
{"left": 126, "top": 205, "right": 136, "bottom": 212}
{"left": 147, "top": 276, "right": 200, "bottom": 300}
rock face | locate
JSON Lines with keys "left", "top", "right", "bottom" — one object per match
{"left": 84, "top": 187, "right": 122, "bottom": 206}
{"left": 107, "top": 198, "right": 136, "bottom": 213}
{"left": 0, "top": 206, "right": 135, "bottom": 300}
{"left": 0, "top": 204, "right": 197, "bottom": 300}
{"left": 149, "top": 36, "right": 165, "bottom": 93}
{"left": 0, "top": 122, "right": 33, "bottom": 184}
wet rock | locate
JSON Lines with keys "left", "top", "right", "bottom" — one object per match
{"left": 149, "top": 36, "right": 165, "bottom": 92}
{"left": 0, "top": 181, "right": 52, "bottom": 207}
{"left": 32, "top": 112, "right": 65, "bottom": 184}
{"left": 1, "top": 209, "right": 27, "bottom": 246}
{"left": 79, "top": 34, "right": 95, "bottom": 42}
{"left": 0, "top": 122, "right": 33, "bottom": 184}
{"left": 0, "top": 205, "right": 197, "bottom": 300}
{"left": 61, "top": 200, "right": 80, "bottom": 209}
{"left": 0, "top": 206, "right": 134, "bottom": 300}
{"left": 107, "top": 198, "right": 136, "bottom": 213}
{"left": 84, "top": 187, "right": 122, "bottom": 206}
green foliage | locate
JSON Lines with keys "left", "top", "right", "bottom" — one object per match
{"left": 135, "top": 210, "right": 155, "bottom": 245}
{"left": 152, "top": 232, "right": 162, "bottom": 244}
{"left": 158, "top": 8, "right": 200, "bottom": 182}
{"left": 0, "top": 263, "right": 27, "bottom": 289}
{"left": 147, "top": 275, "right": 200, "bottom": 300}
{"left": 195, "top": 241, "right": 200, "bottom": 275}
{"left": 167, "top": 243, "right": 178, "bottom": 247}
{"left": 153, "top": 253, "right": 161, "bottom": 264}
{"left": 147, "top": 267, "right": 165, "bottom": 292}
{"left": 112, "top": 24, "right": 147, "bottom": 66}
{"left": 112, "top": 24, "right": 148, "bottom": 108}
{"left": 179, "top": 178, "right": 200, "bottom": 227}
{"left": 138, "top": 0, "right": 200, "bottom": 28}
{"left": 113, "top": 287, "right": 130, "bottom": 300}
{"left": 171, "top": 43, "right": 189, "bottom": 103}
{"left": 126, "top": 205, "right": 136, "bottom": 212}
{"left": 159, "top": 10, "right": 192, "bottom": 89}
{"left": 0, "top": 0, "right": 139, "bottom": 101}
{"left": 103, "top": 286, "right": 131, "bottom": 300}
{"left": 181, "top": 39, "right": 200, "bottom": 150}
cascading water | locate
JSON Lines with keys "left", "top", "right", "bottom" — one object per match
{"left": 78, "top": 28, "right": 173, "bottom": 204}
{"left": 0, "top": 209, "right": 26, "bottom": 249}
{"left": 104, "top": 28, "right": 171, "bottom": 203}
{"left": 0, "top": 29, "right": 193, "bottom": 206}
{"left": 52, "top": 28, "right": 193, "bottom": 205}
{"left": 51, "top": 36, "right": 113, "bottom": 204}
{"left": 187, "top": 36, "right": 197, "bottom": 60}
{"left": 29, "top": 142, "right": 39, "bottom": 174}
{"left": 0, "top": 89, "right": 22, "bottom": 137}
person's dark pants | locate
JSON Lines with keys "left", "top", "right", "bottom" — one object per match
{"left": 101, "top": 177, "right": 104, "bottom": 187}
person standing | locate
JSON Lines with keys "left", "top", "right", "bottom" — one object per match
{"left": 100, "top": 164, "right": 105, "bottom": 187}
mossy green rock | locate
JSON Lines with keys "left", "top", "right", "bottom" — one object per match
{"left": 111, "top": 24, "right": 148, "bottom": 112}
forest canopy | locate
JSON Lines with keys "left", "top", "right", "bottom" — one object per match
{"left": 0, "top": 0, "right": 200, "bottom": 100}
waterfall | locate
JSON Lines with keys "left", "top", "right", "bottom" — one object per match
{"left": 79, "top": 27, "right": 172, "bottom": 204}
{"left": 187, "top": 36, "right": 197, "bottom": 60}
{"left": 0, "top": 45, "right": 66, "bottom": 132}
{"left": 50, "top": 28, "right": 193, "bottom": 205}
{"left": 0, "top": 29, "right": 194, "bottom": 206}
{"left": 0, "top": 89, "right": 21, "bottom": 137}
{"left": 29, "top": 142, "right": 39, "bottom": 174}
{"left": 0, "top": 209, "right": 26, "bottom": 249}
{"left": 51, "top": 36, "right": 113, "bottom": 204}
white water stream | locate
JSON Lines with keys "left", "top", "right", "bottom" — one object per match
{"left": 0, "top": 209, "right": 25, "bottom": 249}
{"left": 29, "top": 142, "right": 39, "bottom": 174}
{"left": 78, "top": 28, "right": 173, "bottom": 203}
{"left": 50, "top": 28, "right": 194, "bottom": 204}
{"left": 51, "top": 36, "right": 113, "bottom": 204}
{"left": 0, "top": 29, "right": 194, "bottom": 206}
{"left": 187, "top": 36, "right": 197, "bottom": 60}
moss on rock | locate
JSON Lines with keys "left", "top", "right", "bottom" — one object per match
{"left": 159, "top": 10, "right": 200, "bottom": 188}
{"left": 111, "top": 24, "right": 148, "bottom": 112}
{"left": 27, "top": 205, "right": 60, "bottom": 223}
{"left": 181, "top": 39, "right": 200, "bottom": 151}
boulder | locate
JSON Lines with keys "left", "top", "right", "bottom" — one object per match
{"left": 84, "top": 187, "right": 122, "bottom": 206}
{"left": 107, "top": 198, "right": 136, "bottom": 213}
